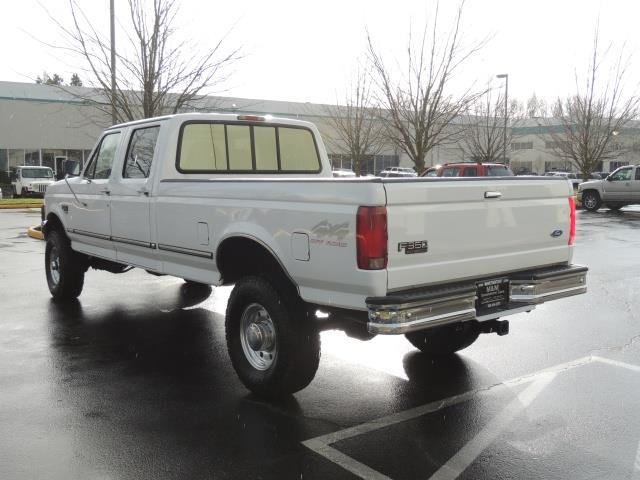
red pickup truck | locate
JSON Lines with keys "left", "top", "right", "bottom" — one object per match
{"left": 423, "top": 162, "right": 514, "bottom": 177}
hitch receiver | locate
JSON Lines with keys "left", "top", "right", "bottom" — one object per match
{"left": 479, "top": 319, "right": 509, "bottom": 336}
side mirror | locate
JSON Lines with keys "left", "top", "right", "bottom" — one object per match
{"left": 606, "top": 176, "right": 612, "bottom": 181}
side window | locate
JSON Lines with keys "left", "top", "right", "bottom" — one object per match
{"left": 442, "top": 167, "right": 460, "bottom": 177}
{"left": 636, "top": 168, "right": 640, "bottom": 180}
{"left": 462, "top": 167, "right": 477, "bottom": 177}
{"left": 179, "top": 124, "right": 227, "bottom": 171}
{"left": 611, "top": 168, "right": 632, "bottom": 181}
{"left": 86, "top": 132, "right": 121, "bottom": 180}
{"left": 124, "top": 126, "right": 159, "bottom": 179}
{"left": 279, "top": 127, "right": 320, "bottom": 171}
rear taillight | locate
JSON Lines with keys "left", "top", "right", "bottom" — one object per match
{"left": 568, "top": 196, "right": 576, "bottom": 245}
{"left": 356, "top": 206, "right": 388, "bottom": 270}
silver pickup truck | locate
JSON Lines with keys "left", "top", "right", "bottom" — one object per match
{"left": 578, "top": 165, "right": 640, "bottom": 211}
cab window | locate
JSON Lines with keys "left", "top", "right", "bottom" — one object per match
{"left": 462, "top": 167, "right": 477, "bottom": 177}
{"left": 124, "top": 126, "right": 160, "bottom": 179}
{"left": 85, "top": 132, "right": 121, "bottom": 180}
{"left": 442, "top": 167, "right": 460, "bottom": 177}
{"left": 178, "top": 122, "right": 320, "bottom": 173}
{"left": 610, "top": 167, "right": 632, "bottom": 181}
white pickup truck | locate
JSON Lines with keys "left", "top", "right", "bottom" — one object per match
{"left": 43, "top": 113, "right": 588, "bottom": 396}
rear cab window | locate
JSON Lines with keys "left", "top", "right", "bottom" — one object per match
{"left": 177, "top": 121, "right": 321, "bottom": 173}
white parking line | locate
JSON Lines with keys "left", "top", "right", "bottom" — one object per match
{"left": 428, "top": 372, "right": 556, "bottom": 480}
{"left": 592, "top": 356, "right": 640, "bottom": 374}
{"left": 634, "top": 441, "right": 640, "bottom": 480}
{"left": 303, "top": 357, "right": 593, "bottom": 479}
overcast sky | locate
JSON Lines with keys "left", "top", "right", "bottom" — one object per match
{"left": 2, "top": 0, "right": 639, "bottom": 105}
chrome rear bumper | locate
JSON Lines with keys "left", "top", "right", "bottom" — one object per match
{"left": 367, "top": 264, "right": 587, "bottom": 334}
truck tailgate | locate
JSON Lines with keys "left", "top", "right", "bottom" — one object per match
{"left": 384, "top": 178, "right": 574, "bottom": 291}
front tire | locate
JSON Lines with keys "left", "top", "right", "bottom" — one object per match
{"left": 45, "top": 230, "right": 86, "bottom": 301}
{"left": 225, "top": 276, "right": 320, "bottom": 397}
{"left": 405, "top": 321, "right": 480, "bottom": 356}
{"left": 582, "top": 190, "right": 601, "bottom": 212}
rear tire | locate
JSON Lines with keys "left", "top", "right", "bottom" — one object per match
{"left": 405, "top": 322, "right": 480, "bottom": 356}
{"left": 45, "top": 230, "right": 86, "bottom": 301}
{"left": 582, "top": 190, "right": 601, "bottom": 212}
{"left": 225, "top": 275, "right": 320, "bottom": 397}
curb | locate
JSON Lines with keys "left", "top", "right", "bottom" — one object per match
{"left": 0, "top": 204, "right": 43, "bottom": 210}
{"left": 27, "top": 225, "right": 44, "bottom": 241}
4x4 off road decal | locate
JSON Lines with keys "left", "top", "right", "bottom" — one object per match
{"left": 310, "top": 220, "right": 349, "bottom": 247}
{"left": 398, "top": 240, "right": 428, "bottom": 254}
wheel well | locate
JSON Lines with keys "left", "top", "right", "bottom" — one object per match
{"left": 43, "top": 213, "right": 65, "bottom": 239}
{"left": 582, "top": 189, "right": 599, "bottom": 197}
{"left": 217, "top": 237, "right": 297, "bottom": 292}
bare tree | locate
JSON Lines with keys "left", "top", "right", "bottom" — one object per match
{"left": 459, "top": 86, "right": 520, "bottom": 163}
{"left": 322, "top": 70, "right": 386, "bottom": 176}
{"left": 544, "top": 27, "right": 640, "bottom": 179}
{"left": 46, "top": 0, "right": 241, "bottom": 123}
{"left": 366, "top": 1, "right": 486, "bottom": 174}
{"left": 525, "top": 93, "right": 548, "bottom": 119}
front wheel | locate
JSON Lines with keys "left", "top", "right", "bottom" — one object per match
{"left": 405, "top": 322, "right": 480, "bottom": 356}
{"left": 225, "top": 276, "right": 320, "bottom": 397}
{"left": 582, "top": 190, "right": 601, "bottom": 212}
{"left": 45, "top": 230, "right": 86, "bottom": 301}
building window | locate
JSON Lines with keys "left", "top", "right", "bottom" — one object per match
{"left": 545, "top": 140, "right": 569, "bottom": 150}
{"left": 610, "top": 161, "right": 629, "bottom": 171}
{"left": 511, "top": 141, "right": 533, "bottom": 151}
{"left": 0, "top": 149, "right": 7, "bottom": 172}
{"left": 8, "top": 149, "right": 25, "bottom": 170}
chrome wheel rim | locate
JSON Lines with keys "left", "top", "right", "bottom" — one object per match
{"left": 584, "top": 194, "right": 597, "bottom": 209}
{"left": 240, "top": 303, "right": 277, "bottom": 371}
{"left": 49, "top": 246, "right": 60, "bottom": 286}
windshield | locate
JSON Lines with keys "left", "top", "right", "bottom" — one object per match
{"left": 21, "top": 168, "right": 53, "bottom": 179}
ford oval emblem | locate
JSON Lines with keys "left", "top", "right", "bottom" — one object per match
{"left": 550, "top": 229, "right": 563, "bottom": 238}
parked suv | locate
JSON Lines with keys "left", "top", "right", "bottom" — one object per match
{"left": 422, "top": 162, "right": 514, "bottom": 177}
{"left": 578, "top": 165, "right": 640, "bottom": 211}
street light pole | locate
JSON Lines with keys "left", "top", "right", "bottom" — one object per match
{"left": 110, "top": 0, "right": 116, "bottom": 125}
{"left": 497, "top": 73, "right": 509, "bottom": 165}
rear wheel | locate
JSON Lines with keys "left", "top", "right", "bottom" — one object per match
{"left": 582, "top": 190, "right": 601, "bottom": 212}
{"left": 45, "top": 230, "right": 86, "bottom": 301}
{"left": 405, "top": 322, "right": 480, "bottom": 356}
{"left": 225, "top": 275, "right": 320, "bottom": 397}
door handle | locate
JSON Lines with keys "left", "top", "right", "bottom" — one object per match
{"left": 99, "top": 188, "right": 111, "bottom": 195}
{"left": 137, "top": 187, "right": 149, "bottom": 196}
{"left": 484, "top": 191, "right": 502, "bottom": 199}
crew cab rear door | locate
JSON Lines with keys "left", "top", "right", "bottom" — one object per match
{"left": 383, "top": 177, "right": 574, "bottom": 291}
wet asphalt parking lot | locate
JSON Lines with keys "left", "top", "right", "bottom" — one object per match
{"left": 1, "top": 207, "right": 640, "bottom": 480}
